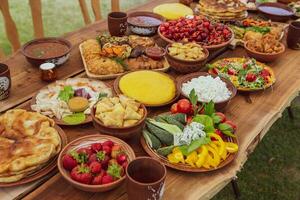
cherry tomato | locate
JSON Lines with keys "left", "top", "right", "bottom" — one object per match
{"left": 177, "top": 99, "right": 192, "bottom": 114}
{"left": 227, "top": 68, "right": 236, "bottom": 75}
{"left": 212, "top": 129, "right": 224, "bottom": 141}
{"left": 224, "top": 120, "right": 237, "bottom": 131}
{"left": 170, "top": 103, "right": 178, "bottom": 114}
{"left": 215, "top": 112, "right": 226, "bottom": 123}
{"left": 187, "top": 116, "right": 193, "bottom": 124}
{"left": 260, "top": 69, "right": 270, "bottom": 78}
{"left": 246, "top": 73, "right": 257, "bottom": 82}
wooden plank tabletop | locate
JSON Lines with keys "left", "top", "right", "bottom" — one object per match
{"left": 0, "top": 0, "right": 300, "bottom": 199}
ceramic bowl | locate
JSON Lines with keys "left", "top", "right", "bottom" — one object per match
{"left": 158, "top": 27, "right": 234, "bottom": 52}
{"left": 91, "top": 100, "right": 147, "bottom": 140}
{"left": 244, "top": 41, "right": 285, "bottom": 63}
{"left": 57, "top": 134, "right": 136, "bottom": 192}
{"left": 177, "top": 72, "right": 237, "bottom": 111}
{"left": 257, "top": 3, "right": 295, "bottom": 22}
{"left": 165, "top": 43, "right": 209, "bottom": 73}
{"left": 21, "top": 37, "right": 72, "bottom": 66}
{"left": 127, "top": 11, "right": 165, "bottom": 36}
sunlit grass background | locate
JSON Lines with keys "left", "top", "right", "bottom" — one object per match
{"left": 0, "top": 1, "right": 299, "bottom": 199}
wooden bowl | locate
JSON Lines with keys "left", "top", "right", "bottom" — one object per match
{"left": 158, "top": 27, "right": 235, "bottom": 52}
{"left": 257, "top": 3, "right": 295, "bottom": 22}
{"left": 127, "top": 11, "right": 165, "bottom": 36}
{"left": 140, "top": 135, "right": 238, "bottom": 172}
{"left": 176, "top": 72, "right": 237, "bottom": 111}
{"left": 57, "top": 134, "right": 136, "bottom": 192}
{"left": 114, "top": 71, "right": 180, "bottom": 107}
{"left": 21, "top": 37, "right": 72, "bottom": 66}
{"left": 244, "top": 41, "right": 286, "bottom": 63}
{"left": 91, "top": 100, "right": 147, "bottom": 140}
{"left": 0, "top": 125, "right": 68, "bottom": 187}
{"left": 165, "top": 43, "right": 209, "bottom": 73}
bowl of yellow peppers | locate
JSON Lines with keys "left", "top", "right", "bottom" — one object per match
{"left": 140, "top": 90, "right": 239, "bottom": 172}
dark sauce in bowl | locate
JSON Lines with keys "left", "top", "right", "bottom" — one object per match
{"left": 128, "top": 16, "right": 162, "bottom": 27}
{"left": 25, "top": 42, "right": 70, "bottom": 59}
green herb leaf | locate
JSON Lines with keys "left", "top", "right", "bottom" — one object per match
{"left": 187, "top": 137, "right": 211, "bottom": 154}
{"left": 211, "top": 113, "right": 221, "bottom": 124}
{"left": 218, "top": 123, "right": 233, "bottom": 132}
{"left": 204, "top": 101, "right": 215, "bottom": 116}
{"left": 98, "top": 92, "right": 108, "bottom": 100}
{"left": 111, "top": 57, "right": 128, "bottom": 71}
{"left": 222, "top": 130, "right": 236, "bottom": 138}
{"left": 58, "top": 86, "right": 74, "bottom": 102}
{"left": 188, "top": 89, "right": 199, "bottom": 116}
{"left": 192, "top": 114, "right": 215, "bottom": 133}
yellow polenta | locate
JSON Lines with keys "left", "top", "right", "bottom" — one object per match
{"left": 119, "top": 71, "right": 176, "bottom": 106}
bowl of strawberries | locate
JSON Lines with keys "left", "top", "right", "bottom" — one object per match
{"left": 58, "top": 134, "right": 135, "bottom": 192}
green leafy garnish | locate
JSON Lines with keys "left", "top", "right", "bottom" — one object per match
{"left": 187, "top": 137, "right": 211, "bottom": 154}
{"left": 107, "top": 163, "right": 122, "bottom": 178}
{"left": 188, "top": 89, "right": 202, "bottom": 116}
{"left": 193, "top": 114, "right": 215, "bottom": 133}
{"left": 70, "top": 151, "right": 88, "bottom": 164}
{"left": 62, "top": 112, "right": 86, "bottom": 125}
{"left": 98, "top": 92, "right": 108, "bottom": 100}
{"left": 58, "top": 86, "right": 74, "bottom": 102}
{"left": 111, "top": 57, "right": 128, "bottom": 70}
{"left": 246, "top": 26, "right": 270, "bottom": 34}
{"left": 204, "top": 101, "right": 215, "bottom": 116}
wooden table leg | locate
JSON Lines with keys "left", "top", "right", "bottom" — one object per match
{"left": 231, "top": 177, "right": 241, "bottom": 200}
{"left": 287, "top": 106, "right": 294, "bottom": 120}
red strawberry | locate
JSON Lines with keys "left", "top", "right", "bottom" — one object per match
{"left": 77, "top": 147, "right": 93, "bottom": 157}
{"left": 91, "top": 143, "right": 102, "bottom": 152}
{"left": 102, "top": 140, "right": 114, "bottom": 148}
{"left": 70, "top": 165, "right": 92, "bottom": 184}
{"left": 88, "top": 153, "right": 97, "bottom": 164}
{"left": 91, "top": 170, "right": 105, "bottom": 185}
{"left": 116, "top": 153, "right": 127, "bottom": 165}
{"left": 121, "top": 161, "right": 128, "bottom": 169}
{"left": 89, "top": 161, "right": 102, "bottom": 174}
{"left": 101, "top": 174, "right": 114, "bottom": 184}
{"left": 102, "top": 145, "right": 112, "bottom": 155}
{"left": 101, "top": 155, "right": 110, "bottom": 170}
{"left": 111, "top": 145, "right": 121, "bottom": 158}
{"left": 62, "top": 154, "right": 77, "bottom": 171}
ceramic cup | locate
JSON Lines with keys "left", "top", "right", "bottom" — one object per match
{"left": 108, "top": 12, "right": 128, "bottom": 36}
{"left": 287, "top": 21, "right": 300, "bottom": 50}
{"left": 0, "top": 63, "right": 11, "bottom": 100}
{"left": 126, "top": 157, "right": 167, "bottom": 200}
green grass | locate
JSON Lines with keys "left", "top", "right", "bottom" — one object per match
{"left": 1, "top": 1, "right": 300, "bottom": 199}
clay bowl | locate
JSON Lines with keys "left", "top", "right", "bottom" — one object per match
{"left": 91, "top": 100, "right": 147, "bottom": 140}
{"left": 158, "top": 27, "right": 234, "bottom": 52}
{"left": 21, "top": 37, "right": 72, "bottom": 66}
{"left": 165, "top": 43, "right": 209, "bottom": 73}
{"left": 244, "top": 41, "right": 286, "bottom": 63}
{"left": 57, "top": 134, "right": 136, "bottom": 192}
{"left": 176, "top": 72, "right": 237, "bottom": 111}
{"left": 257, "top": 3, "right": 295, "bottom": 22}
{"left": 127, "top": 11, "right": 165, "bottom": 36}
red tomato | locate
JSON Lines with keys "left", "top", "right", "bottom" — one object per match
{"left": 177, "top": 99, "right": 192, "bottom": 114}
{"left": 186, "top": 116, "right": 193, "bottom": 124}
{"left": 227, "top": 68, "right": 236, "bottom": 75}
{"left": 170, "top": 103, "right": 178, "bottom": 114}
{"left": 215, "top": 112, "right": 226, "bottom": 123}
{"left": 260, "top": 69, "right": 270, "bottom": 78}
{"left": 246, "top": 73, "right": 257, "bottom": 82}
{"left": 224, "top": 120, "right": 237, "bottom": 131}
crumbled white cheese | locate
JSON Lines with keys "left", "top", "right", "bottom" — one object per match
{"left": 174, "top": 122, "right": 206, "bottom": 146}
{"left": 182, "top": 75, "right": 231, "bottom": 103}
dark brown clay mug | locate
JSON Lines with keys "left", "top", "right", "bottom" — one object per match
{"left": 108, "top": 12, "right": 128, "bottom": 36}
{"left": 287, "top": 21, "right": 300, "bottom": 50}
{"left": 0, "top": 63, "right": 11, "bottom": 100}
{"left": 126, "top": 157, "right": 167, "bottom": 200}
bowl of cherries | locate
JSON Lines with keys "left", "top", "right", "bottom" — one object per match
{"left": 158, "top": 16, "right": 234, "bottom": 51}
{"left": 58, "top": 134, "right": 135, "bottom": 192}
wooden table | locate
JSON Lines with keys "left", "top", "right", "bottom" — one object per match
{"left": 1, "top": 0, "right": 300, "bottom": 199}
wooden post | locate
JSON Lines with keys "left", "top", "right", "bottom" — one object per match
{"left": 0, "top": 0, "right": 21, "bottom": 52}
{"left": 91, "top": 0, "right": 101, "bottom": 21}
{"left": 29, "top": 0, "right": 44, "bottom": 38}
{"left": 78, "top": 0, "right": 91, "bottom": 25}
{"left": 111, "top": 0, "right": 120, "bottom": 11}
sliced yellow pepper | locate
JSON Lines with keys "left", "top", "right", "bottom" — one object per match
{"left": 167, "top": 151, "right": 185, "bottom": 164}
{"left": 209, "top": 133, "right": 225, "bottom": 157}
{"left": 225, "top": 142, "right": 239, "bottom": 153}
{"left": 202, "top": 153, "right": 213, "bottom": 169}
{"left": 172, "top": 147, "right": 181, "bottom": 153}
{"left": 195, "top": 146, "right": 208, "bottom": 168}
{"left": 185, "top": 151, "right": 198, "bottom": 167}
{"left": 206, "top": 145, "right": 220, "bottom": 168}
